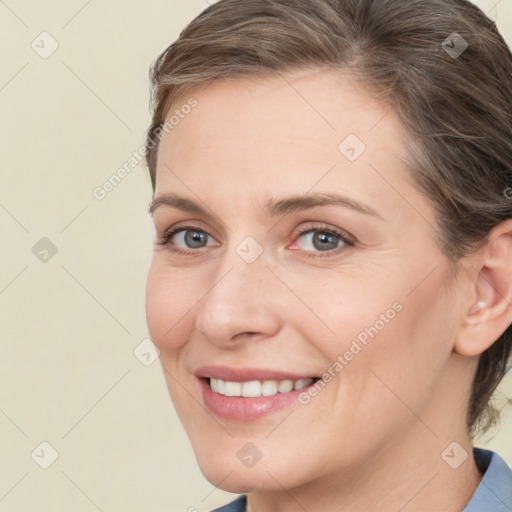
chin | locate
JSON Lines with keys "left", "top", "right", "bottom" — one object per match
{"left": 195, "top": 449, "right": 306, "bottom": 494}
{"left": 197, "top": 463, "right": 240, "bottom": 492}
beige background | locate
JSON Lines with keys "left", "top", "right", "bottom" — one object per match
{"left": 0, "top": 1, "right": 511, "bottom": 510}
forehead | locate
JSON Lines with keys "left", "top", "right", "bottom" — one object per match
{"left": 159, "top": 70, "right": 409, "bottom": 160}
{"left": 154, "top": 70, "right": 421, "bottom": 218}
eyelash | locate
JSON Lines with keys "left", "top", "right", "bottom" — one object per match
{"left": 157, "top": 223, "right": 355, "bottom": 258}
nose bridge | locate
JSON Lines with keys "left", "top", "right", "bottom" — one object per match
{"left": 194, "top": 238, "right": 279, "bottom": 343}
{"left": 209, "top": 227, "right": 271, "bottom": 301}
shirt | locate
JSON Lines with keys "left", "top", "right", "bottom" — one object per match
{"left": 210, "top": 448, "right": 512, "bottom": 512}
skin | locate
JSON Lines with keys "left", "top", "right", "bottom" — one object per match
{"left": 145, "top": 69, "right": 512, "bottom": 512}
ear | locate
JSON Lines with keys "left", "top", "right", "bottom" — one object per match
{"left": 454, "top": 218, "right": 512, "bottom": 356}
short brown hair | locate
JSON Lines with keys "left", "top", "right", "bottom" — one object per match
{"left": 145, "top": 0, "right": 512, "bottom": 437}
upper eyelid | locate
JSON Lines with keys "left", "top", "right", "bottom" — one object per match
{"left": 160, "top": 222, "right": 346, "bottom": 237}
{"left": 160, "top": 221, "right": 218, "bottom": 241}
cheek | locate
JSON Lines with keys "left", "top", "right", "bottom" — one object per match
{"left": 283, "top": 269, "right": 404, "bottom": 356}
{"left": 145, "top": 261, "right": 198, "bottom": 353}
{"left": 301, "top": 260, "right": 455, "bottom": 391}
{"left": 331, "top": 272, "right": 456, "bottom": 427}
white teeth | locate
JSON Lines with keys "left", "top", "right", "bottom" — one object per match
{"left": 261, "top": 380, "right": 278, "bottom": 396}
{"left": 208, "top": 377, "right": 314, "bottom": 397}
{"left": 241, "top": 380, "right": 262, "bottom": 397}
{"left": 224, "top": 381, "right": 242, "bottom": 396}
{"left": 210, "top": 378, "right": 225, "bottom": 394}
{"left": 294, "top": 378, "right": 312, "bottom": 390}
{"left": 277, "top": 379, "right": 294, "bottom": 393}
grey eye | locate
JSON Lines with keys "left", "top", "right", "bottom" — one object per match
{"left": 297, "top": 231, "right": 343, "bottom": 252}
{"left": 175, "top": 230, "right": 210, "bottom": 249}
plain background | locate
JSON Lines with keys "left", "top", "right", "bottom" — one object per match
{"left": 0, "top": 1, "right": 511, "bottom": 510}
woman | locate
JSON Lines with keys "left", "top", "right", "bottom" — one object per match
{"left": 144, "top": 0, "right": 512, "bottom": 510}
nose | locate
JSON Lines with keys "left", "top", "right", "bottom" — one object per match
{"left": 194, "top": 251, "right": 281, "bottom": 347}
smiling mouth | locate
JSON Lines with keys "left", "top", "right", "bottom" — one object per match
{"left": 204, "top": 377, "right": 321, "bottom": 398}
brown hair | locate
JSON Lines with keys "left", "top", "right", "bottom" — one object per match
{"left": 144, "top": 0, "right": 512, "bottom": 437}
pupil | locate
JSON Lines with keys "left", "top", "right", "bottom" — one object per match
{"left": 186, "top": 230, "right": 206, "bottom": 248}
{"left": 314, "top": 232, "right": 337, "bottom": 251}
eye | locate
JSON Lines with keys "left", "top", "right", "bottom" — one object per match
{"left": 290, "top": 224, "right": 355, "bottom": 256}
{"left": 157, "top": 225, "right": 218, "bottom": 253}
{"left": 156, "top": 223, "right": 355, "bottom": 257}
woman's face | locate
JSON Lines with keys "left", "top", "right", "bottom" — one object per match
{"left": 146, "top": 70, "right": 468, "bottom": 491}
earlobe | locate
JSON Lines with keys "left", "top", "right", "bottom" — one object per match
{"left": 454, "top": 219, "right": 512, "bottom": 357}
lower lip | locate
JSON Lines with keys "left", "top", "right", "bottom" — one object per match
{"left": 200, "top": 378, "right": 314, "bottom": 421}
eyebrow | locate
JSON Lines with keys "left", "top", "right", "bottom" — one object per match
{"left": 148, "top": 192, "right": 383, "bottom": 220}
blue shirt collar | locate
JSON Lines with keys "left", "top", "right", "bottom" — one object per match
{"left": 462, "top": 448, "right": 512, "bottom": 511}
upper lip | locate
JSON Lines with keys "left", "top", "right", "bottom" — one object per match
{"left": 195, "top": 365, "right": 319, "bottom": 382}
